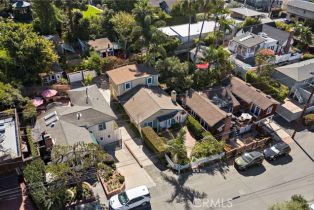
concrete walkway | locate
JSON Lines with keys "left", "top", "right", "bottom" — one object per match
{"left": 184, "top": 127, "right": 196, "bottom": 158}
{"left": 261, "top": 118, "right": 294, "bottom": 144}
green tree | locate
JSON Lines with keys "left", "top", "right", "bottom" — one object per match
{"left": 155, "top": 56, "right": 193, "bottom": 92}
{"left": 166, "top": 129, "right": 189, "bottom": 165}
{"left": 132, "top": 0, "right": 167, "bottom": 62}
{"left": 294, "top": 23, "right": 313, "bottom": 50}
{"left": 0, "top": 21, "right": 58, "bottom": 83}
{"left": 191, "top": 135, "right": 224, "bottom": 159}
{"left": 201, "top": 46, "right": 233, "bottom": 82}
{"left": 0, "top": 82, "right": 27, "bottom": 110}
{"left": 103, "top": 0, "right": 137, "bottom": 12}
{"left": 255, "top": 49, "right": 276, "bottom": 77}
{"left": 269, "top": 195, "right": 309, "bottom": 210}
{"left": 32, "top": 0, "right": 60, "bottom": 35}
{"left": 110, "top": 11, "right": 136, "bottom": 58}
{"left": 22, "top": 100, "right": 37, "bottom": 123}
{"left": 80, "top": 51, "right": 102, "bottom": 74}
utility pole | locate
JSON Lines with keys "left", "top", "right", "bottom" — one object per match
{"left": 291, "top": 83, "right": 314, "bottom": 139}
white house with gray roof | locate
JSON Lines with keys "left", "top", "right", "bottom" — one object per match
{"left": 33, "top": 85, "right": 119, "bottom": 148}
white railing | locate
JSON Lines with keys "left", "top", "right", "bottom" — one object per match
{"left": 275, "top": 53, "right": 302, "bottom": 64}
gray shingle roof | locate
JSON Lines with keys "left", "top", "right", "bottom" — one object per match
{"left": 275, "top": 59, "right": 314, "bottom": 82}
{"left": 33, "top": 85, "right": 116, "bottom": 145}
{"left": 241, "top": 23, "right": 290, "bottom": 45}
{"left": 233, "top": 32, "right": 266, "bottom": 48}
{"left": 288, "top": 0, "right": 314, "bottom": 12}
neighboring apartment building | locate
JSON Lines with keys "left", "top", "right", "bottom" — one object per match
{"left": 107, "top": 64, "right": 159, "bottom": 99}
{"left": 33, "top": 85, "right": 119, "bottom": 148}
{"left": 286, "top": 0, "right": 314, "bottom": 22}
{"left": 228, "top": 22, "right": 294, "bottom": 64}
{"left": 0, "top": 109, "right": 23, "bottom": 173}
{"left": 245, "top": 0, "right": 283, "bottom": 12}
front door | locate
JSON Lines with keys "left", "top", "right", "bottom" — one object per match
{"left": 166, "top": 119, "right": 171, "bottom": 128}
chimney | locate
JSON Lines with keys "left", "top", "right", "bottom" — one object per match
{"left": 171, "top": 90, "right": 177, "bottom": 104}
{"left": 222, "top": 113, "right": 232, "bottom": 140}
{"left": 86, "top": 87, "right": 88, "bottom": 104}
{"left": 284, "top": 31, "right": 294, "bottom": 54}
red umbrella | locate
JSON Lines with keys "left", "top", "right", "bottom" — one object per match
{"left": 32, "top": 97, "right": 44, "bottom": 107}
{"left": 41, "top": 89, "right": 57, "bottom": 98}
{"left": 196, "top": 63, "right": 209, "bottom": 69}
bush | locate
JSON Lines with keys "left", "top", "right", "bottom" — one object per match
{"left": 201, "top": 131, "right": 214, "bottom": 139}
{"left": 246, "top": 71, "right": 289, "bottom": 102}
{"left": 26, "top": 127, "right": 39, "bottom": 157}
{"left": 191, "top": 136, "right": 224, "bottom": 159}
{"left": 141, "top": 127, "right": 166, "bottom": 154}
{"left": 186, "top": 115, "right": 204, "bottom": 140}
{"left": 302, "top": 53, "right": 314, "bottom": 61}
{"left": 304, "top": 114, "right": 314, "bottom": 126}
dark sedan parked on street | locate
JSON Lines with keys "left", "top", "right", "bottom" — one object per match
{"left": 263, "top": 142, "right": 291, "bottom": 161}
{"left": 234, "top": 151, "right": 264, "bottom": 170}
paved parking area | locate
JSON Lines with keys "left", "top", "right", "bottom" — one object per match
{"left": 144, "top": 133, "right": 314, "bottom": 210}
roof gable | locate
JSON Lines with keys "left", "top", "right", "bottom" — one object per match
{"left": 106, "top": 64, "right": 158, "bottom": 85}
{"left": 275, "top": 59, "right": 314, "bottom": 81}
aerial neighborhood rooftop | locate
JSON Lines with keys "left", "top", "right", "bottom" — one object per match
{"left": 0, "top": 0, "right": 314, "bottom": 210}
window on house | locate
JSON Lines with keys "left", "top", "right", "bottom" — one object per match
{"left": 144, "top": 121, "right": 153, "bottom": 127}
{"left": 266, "top": 106, "right": 273, "bottom": 115}
{"left": 250, "top": 104, "right": 261, "bottom": 116}
{"left": 98, "top": 123, "right": 106, "bottom": 131}
{"left": 124, "top": 82, "right": 132, "bottom": 91}
{"left": 146, "top": 77, "right": 153, "bottom": 85}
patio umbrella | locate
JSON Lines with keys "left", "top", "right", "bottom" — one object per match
{"left": 196, "top": 63, "right": 209, "bottom": 69}
{"left": 32, "top": 97, "right": 44, "bottom": 107}
{"left": 41, "top": 89, "right": 57, "bottom": 98}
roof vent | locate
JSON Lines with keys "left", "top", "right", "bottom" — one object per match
{"left": 256, "top": 89, "right": 261, "bottom": 92}
{"left": 266, "top": 95, "right": 272, "bottom": 99}
{"left": 246, "top": 83, "right": 252, "bottom": 87}
{"left": 259, "top": 32, "right": 268, "bottom": 38}
{"left": 239, "top": 34, "right": 253, "bottom": 42}
{"left": 76, "top": 112, "right": 82, "bottom": 120}
{"left": 129, "top": 68, "right": 137, "bottom": 72}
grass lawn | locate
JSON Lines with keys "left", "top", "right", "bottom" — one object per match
{"left": 75, "top": 5, "right": 103, "bottom": 19}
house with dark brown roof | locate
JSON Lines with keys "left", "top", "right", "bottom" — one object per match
{"left": 228, "top": 76, "right": 279, "bottom": 120}
{"left": 183, "top": 90, "right": 232, "bottom": 139}
{"left": 107, "top": 64, "right": 159, "bottom": 99}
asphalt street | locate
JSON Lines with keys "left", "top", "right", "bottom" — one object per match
{"left": 139, "top": 127, "right": 314, "bottom": 210}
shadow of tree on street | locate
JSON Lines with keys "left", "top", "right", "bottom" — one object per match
{"left": 200, "top": 161, "right": 230, "bottom": 180}
{"left": 161, "top": 172, "right": 207, "bottom": 210}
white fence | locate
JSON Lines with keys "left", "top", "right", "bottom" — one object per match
{"left": 165, "top": 152, "right": 225, "bottom": 173}
{"left": 67, "top": 70, "right": 97, "bottom": 84}
{"left": 275, "top": 53, "right": 302, "bottom": 64}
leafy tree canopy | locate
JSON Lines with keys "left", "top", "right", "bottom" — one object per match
{"left": 0, "top": 20, "right": 58, "bottom": 83}
{"left": 269, "top": 195, "right": 309, "bottom": 210}
{"left": 155, "top": 56, "right": 193, "bottom": 92}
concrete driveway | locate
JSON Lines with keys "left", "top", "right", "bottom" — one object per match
{"left": 114, "top": 127, "right": 156, "bottom": 189}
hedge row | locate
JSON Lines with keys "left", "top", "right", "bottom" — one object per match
{"left": 141, "top": 127, "right": 166, "bottom": 154}
{"left": 186, "top": 115, "right": 204, "bottom": 140}
{"left": 26, "top": 127, "right": 39, "bottom": 157}
{"left": 246, "top": 71, "right": 289, "bottom": 102}
{"left": 304, "top": 114, "right": 314, "bottom": 126}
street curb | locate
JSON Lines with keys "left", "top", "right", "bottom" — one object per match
{"left": 124, "top": 140, "right": 143, "bottom": 168}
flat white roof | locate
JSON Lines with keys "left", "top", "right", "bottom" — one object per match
{"left": 0, "top": 117, "right": 20, "bottom": 160}
{"left": 159, "top": 21, "right": 217, "bottom": 38}
{"left": 230, "top": 7, "right": 262, "bottom": 17}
